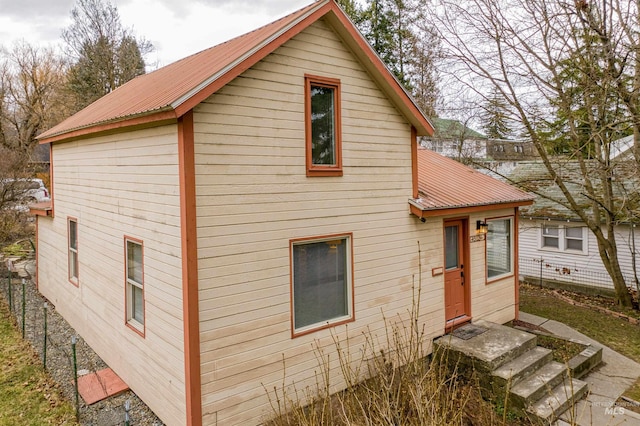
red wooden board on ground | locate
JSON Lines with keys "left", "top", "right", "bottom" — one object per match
{"left": 76, "top": 368, "right": 129, "bottom": 405}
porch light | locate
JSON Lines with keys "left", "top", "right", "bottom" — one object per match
{"left": 476, "top": 220, "right": 488, "bottom": 235}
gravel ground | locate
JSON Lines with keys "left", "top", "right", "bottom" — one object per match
{"left": 0, "top": 261, "right": 164, "bottom": 426}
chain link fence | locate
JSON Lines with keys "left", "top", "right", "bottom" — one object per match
{"left": 519, "top": 256, "right": 639, "bottom": 295}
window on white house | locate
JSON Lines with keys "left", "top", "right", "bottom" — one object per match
{"left": 125, "top": 238, "right": 145, "bottom": 332}
{"left": 540, "top": 224, "right": 586, "bottom": 253}
{"left": 542, "top": 225, "right": 560, "bottom": 248}
{"left": 487, "top": 217, "right": 513, "bottom": 279}
{"left": 68, "top": 218, "right": 78, "bottom": 285}
{"left": 565, "top": 227, "right": 584, "bottom": 251}
{"left": 291, "top": 234, "right": 353, "bottom": 335}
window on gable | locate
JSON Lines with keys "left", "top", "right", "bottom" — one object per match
{"left": 487, "top": 217, "right": 513, "bottom": 280}
{"left": 68, "top": 217, "right": 78, "bottom": 285}
{"left": 291, "top": 234, "right": 353, "bottom": 336}
{"left": 125, "top": 237, "right": 145, "bottom": 334}
{"left": 305, "top": 75, "right": 342, "bottom": 177}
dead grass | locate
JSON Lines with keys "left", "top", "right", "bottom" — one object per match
{"left": 0, "top": 296, "right": 76, "bottom": 425}
{"left": 535, "top": 334, "right": 585, "bottom": 363}
{"left": 519, "top": 284, "right": 640, "bottom": 363}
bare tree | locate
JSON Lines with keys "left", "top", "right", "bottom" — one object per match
{"left": 0, "top": 42, "right": 69, "bottom": 154}
{"left": 62, "top": 0, "right": 153, "bottom": 111}
{"left": 428, "top": 0, "right": 638, "bottom": 307}
{"left": 0, "top": 146, "right": 34, "bottom": 244}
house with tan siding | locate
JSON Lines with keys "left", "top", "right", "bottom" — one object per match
{"left": 31, "top": 1, "right": 533, "bottom": 425}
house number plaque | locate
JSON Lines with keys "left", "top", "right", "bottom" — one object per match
{"left": 470, "top": 234, "right": 486, "bottom": 243}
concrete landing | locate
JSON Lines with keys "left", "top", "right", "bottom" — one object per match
{"left": 434, "top": 320, "right": 537, "bottom": 372}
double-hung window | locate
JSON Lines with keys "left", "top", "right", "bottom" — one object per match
{"left": 486, "top": 217, "right": 513, "bottom": 280}
{"left": 305, "top": 75, "right": 342, "bottom": 176}
{"left": 541, "top": 224, "right": 586, "bottom": 253}
{"left": 125, "top": 237, "right": 145, "bottom": 334}
{"left": 542, "top": 225, "right": 560, "bottom": 248}
{"left": 291, "top": 234, "right": 353, "bottom": 336}
{"left": 68, "top": 217, "right": 78, "bottom": 285}
{"left": 565, "top": 227, "right": 584, "bottom": 251}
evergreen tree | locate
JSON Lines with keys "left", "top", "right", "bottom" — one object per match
{"left": 481, "top": 89, "right": 512, "bottom": 139}
{"left": 337, "top": 0, "right": 441, "bottom": 116}
{"left": 62, "top": 0, "right": 153, "bottom": 111}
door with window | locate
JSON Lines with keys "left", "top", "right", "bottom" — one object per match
{"left": 444, "top": 220, "right": 468, "bottom": 322}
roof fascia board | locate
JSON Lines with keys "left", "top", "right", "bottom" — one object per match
{"left": 410, "top": 199, "right": 533, "bottom": 219}
{"left": 38, "top": 110, "right": 178, "bottom": 144}
{"left": 172, "top": 0, "right": 332, "bottom": 117}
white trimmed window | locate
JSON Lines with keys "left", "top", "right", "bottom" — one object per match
{"left": 125, "top": 238, "right": 145, "bottom": 333}
{"left": 68, "top": 218, "right": 79, "bottom": 285}
{"left": 487, "top": 217, "right": 513, "bottom": 280}
{"left": 541, "top": 224, "right": 587, "bottom": 253}
{"left": 291, "top": 234, "right": 353, "bottom": 336}
{"left": 542, "top": 225, "right": 559, "bottom": 248}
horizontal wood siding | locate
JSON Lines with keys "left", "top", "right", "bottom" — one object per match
{"left": 469, "top": 209, "right": 517, "bottom": 324}
{"left": 519, "top": 219, "right": 640, "bottom": 289}
{"left": 194, "top": 19, "right": 444, "bottom": 425}
{"left": 37, "top": 126, "right": 186, "bottom": 425}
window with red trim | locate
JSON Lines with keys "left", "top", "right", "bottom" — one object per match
{"left": 291, "top": 234, "right": 353, "bottom": 336}
{"left": 125, "top": 238, "right": 145, "bottom": 332}
{"left": 305, "top": 75, "right": 342, "bottom": 176}
{"left": 487, "top": 217, "right": 513, "bottom": 280}
{"left": 68, "top": 217, "right": 78, "bottom": 285}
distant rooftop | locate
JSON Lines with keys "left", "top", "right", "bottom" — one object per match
{"left": 507, "top": 159, "right": 640, "bottom": 223}
{"left": 430, "top": 118, "right": 486, "bottom": 140}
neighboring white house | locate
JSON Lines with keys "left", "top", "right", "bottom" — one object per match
{"left": 421, "top": 117, "right": 536, "bottom": 163}
{"left": 31, "top": 2, "right": 533, "bottom": 425}
{"left": 509, "top": 161, "right": 640, "bottom": 292}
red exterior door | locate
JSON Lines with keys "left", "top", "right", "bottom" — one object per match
{"left": 444, "top": 220, "right": 467, "bottom": 322}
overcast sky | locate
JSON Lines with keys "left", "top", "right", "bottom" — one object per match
{"left": 0, "top": 0, "right": 314, "bottom": 67}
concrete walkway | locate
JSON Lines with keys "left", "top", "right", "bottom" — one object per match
{"left": 519, "top": 311, "right": 640, "bottom": 425}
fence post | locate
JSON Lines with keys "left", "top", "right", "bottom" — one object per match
{"left": 21, "top": 279, "right": 26, "bottom": 338}
{"left": 124, "top": 399, "right": 131, "bottom": 426}
{"left": 72, "top": 336, "right": 79, "bottom": 421}
{"left": 43, "top": 302, "right": 48, "bottom": 370}
{"left": 7, "top": 260, "right": 13, "bottom": 312}
{"left": 539, "top": 257, "right": 543, "bottom": 288}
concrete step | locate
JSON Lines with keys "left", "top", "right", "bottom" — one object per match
{"left": 511, "top": 362, "right": 569, "bottom": 408}
{"left": 568, "top": 344, "right": 603, "bottom": 379}
{"left": 434, "top": 320, "right": 538, "bottom": 375}
{"left": 527, "top": 378, "right": 589, "bottom": 424}
{"left": 491, "top": 346, "right": 553, "bottom": 393}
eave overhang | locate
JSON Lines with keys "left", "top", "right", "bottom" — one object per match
{"left": 29, "top": 201, "right": 53, "bottom": 217}
{"left": 409, "top": 197, "right": 534, "bottom": 219}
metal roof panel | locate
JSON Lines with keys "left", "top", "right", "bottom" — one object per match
{"left": 415, "top": 148, "right": 534, "bottom": 211}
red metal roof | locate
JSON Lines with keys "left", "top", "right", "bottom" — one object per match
{"left": 413, "top": 148, "right": 533, "bottom": 215}
{"left": 38, "top": 0, "right": 433, "bottom": 143}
